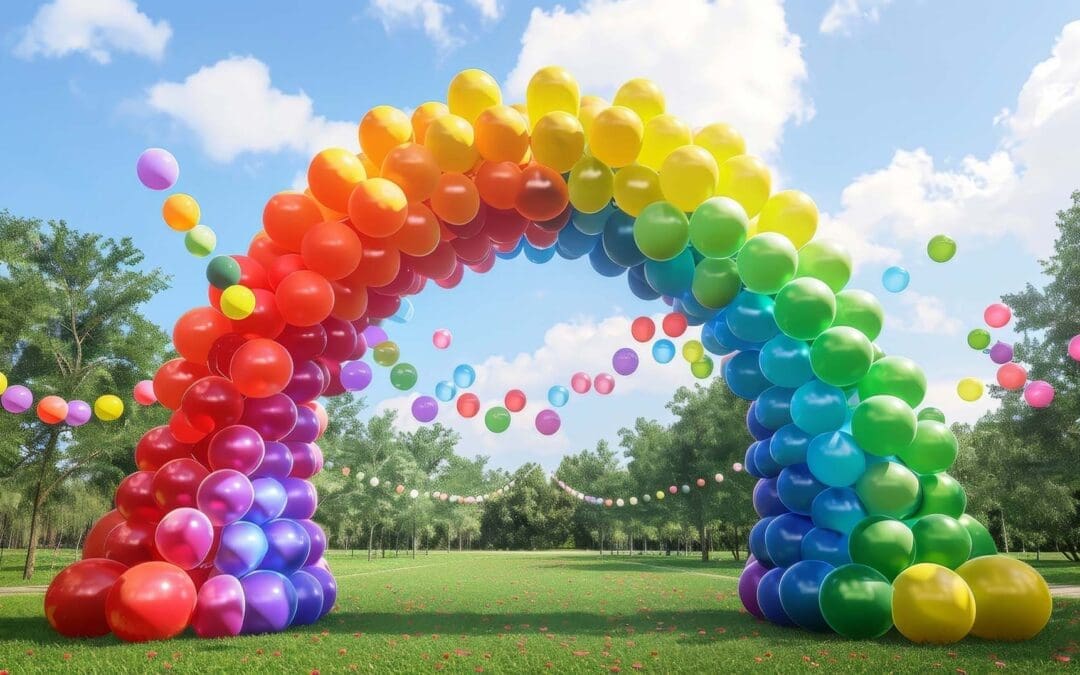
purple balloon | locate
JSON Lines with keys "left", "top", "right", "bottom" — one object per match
{"left": 989, "top": 341, "right": 1014, "bottom": 365}
{"left": 262, "top": 518, "right": 311, "bottom": 574}
{"left": 535, "top": 409, "right": 561, "bottom": 435}
{"left": 197, "top": 469, "right": 255, "bottom": 527}
{"left": 253, "top": 441, "right": 294, "bottom": 478}
{"left": 289, "top": 570, "right": 325, "bottom": 626}
{"left": 208, "top": 425, "right": 265, "bottom": 474}
{"left": 216, "top": 520, "right": 268, "bottom": 576}
{"left": 282, "top": 406, "right": 319, "bottom": 443}
{"left": 239, "top": 393, "right": 297, "bottom": 441}
{"left": 340, "top": 360, "right": 373, "bottom": 392}
{"left": 612, "top": 347, "right": 640, "bottom": 376}
{"left": 240, "top": 570, "right": 297, "bottom": 634}
{"left": 65, "top": 399, "right": 92, "bottom": 426}
{"left": 192, "top": 574, "right": 245, "bottom": 638}
{"left": 245, "top": 477, "right": 287, "bottom": 524}
{"left": 283, "top": 360, "right": 326, "bottom": 403}
{"left": 738, "top": 560, "right": 769, "bottom": 619}
{"left": 303, "top": 563, "right": 337, "bottom": 617}
{"left": 286, "top": 442, "right": 322, "bottom": 479}
{"left": 361, "top": 325, "right": 388, "bottom": 347}
{"left": 280, "top": 477, "right": 318, "bottom": 519}
{"left": 298, "top": 520, "right": 327, "bottom": 566}
{"left": 1, "top": 385, "right": 32, "bottom": 413}
{"left": 411, "top": 395, "right": 439, "bottom": 422}
{"left": 136, "top": 147, "right": 179, "bottom": 190}
{"left": 753, "top": 478, "right": 787, "bottom": 518}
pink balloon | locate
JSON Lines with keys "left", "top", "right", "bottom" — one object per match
{"left": 208, "top": 425, "right": 265, "bottom": 474}
{"left": 535, "top": 409, "right": 561, "bottom": 435}
{"left": 1024, "top": 380, "right": 1055, "bottom": 408}
{"left": 983, "top": 303, "right": 1012, "bottom": 328}
{"left": 594, "top": 373, "right": 615, "bottom": 395}
{"left": 432, "top": 328, "right": 452, "bottom": 349}
{"left": 154, "top": 507, "right": 215, "bottom": 570}
{"left": 668, "top": 485, "right": 678, "bottom": 494}
{"left": 570, "top": 372, "right": 591, "bottom": 394}
{"left": 133, "top": 380, "right": 157, "bottom": 406}
{"left": 1069, "top": 335, "right": 1080, "bottom": 362}
{"left": 192, "top": 574, "right": 245, "bottom": 638}
{"left": 733, "top": 462, "right": 744, "bottom": 472}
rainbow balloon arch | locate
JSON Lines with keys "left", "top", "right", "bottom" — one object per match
{"left": 43, "top": 67, "right": 1052, "bottom": 645}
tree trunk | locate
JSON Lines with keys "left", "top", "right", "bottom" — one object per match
{"left": 367, "top": 523, "right": 376, "bottom": 561}
{"left": 23, "top": 429, "right": 60, "bottom": 580}
{"left": 999, "top": 511, "right": 1011, "bottom": 553}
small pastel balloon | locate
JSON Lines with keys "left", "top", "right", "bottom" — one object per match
{"left": 362, "top": 325, "right": 388, "bottom": 346}
{"left": 133, "top": 379, "right": 157, "bottom": 406}
{"left": 570, "top": 372, "right": 592, "bottom": 394}
{"left": 988, "top": 341, "right": 1013, "bottom": 364}
{"left": 1069, "top": 335, "right": 1080, "bottom": 361}
{"left": 983, "top": 303, "right": 1011, "bottom": 328}
{"left": 504, "top": 389, "right": 527, "bottom": 412}
{"left": 733, "top": 462, "right": 744, "bottom": 472}
{"left": 967, "top": 328, "right": 991, "bottom": 350}
{"left": 682, "top": 340, "right": 704, "bottom": 363}
{"left": 1, "top": 384, "right": 32, "bottom": 413}
{"left": 594, "top": 373, "right": 615, "bottom": 395}
{"left": 435, "top": 380, "right": 457, "bottom": 402}
{"left": 485, "top": 406, "right": 511, "bottom": 433}
{"left": 453, "top": 364, "right": 476, "bottom": 388}
{"left": 220, "top": 285, "right": 256, "bottom": 320}
{"left": 137, "top": 148, "right": 179, "bottom": 190}
{"left": 185, "top": 224, "right": 217, "bottom": 258}
{"left": 612, "top": 348, "right": 639, "bottom": 376}
{"left": 956, "top": 377, "right": 983, "bottom": 402}
{"left": 548, "top": 385, "right": 570, "bottom": 407}
{"left": 373, "top": 341, "right": 400, "bottom": 367}
{"left": 37, "top": 395, "right": 68, "bottom": 425}
{"left": 882, "top": 266, "right": 910, "bottom": 293}
{"left": 389, "top": 362, "right": 418, "bottom": 390}
{"left": 432, "top": 328, "right": 452, "bottom": 349}
{"left": 535, "top": 409, "right": 561, "bottom": 435}
{"left": 163, "top": 194, "right": 200, "bottom": 232}
{"left": 691, "top": 356, "right": 714, "bottom": 379}
{"left": 94, "top": 394, "right": 124, "bottom": 421}
{"left": 927, "top": 234, "right": 957, "bottom": 263}
{"left": 340, "top": 360, "right": 373, "bottom": 391}
{"left": 652, "top": 339, "right": 676, "bottom": 364}
{"left": 65, "top": 399, "right": 92, "bottom": 426}
{"left": 1024, "top": 380, "right": 1055, "bottom": 408}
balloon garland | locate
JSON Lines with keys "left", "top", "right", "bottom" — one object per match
{"left": 340, "top": 467, "right": 514, "bottom": 505}
{"left": 551, "top": 473, "right": 725, "bottom": 507}
{"left": 0, "top": 372, "right": 128, "bottom": 426}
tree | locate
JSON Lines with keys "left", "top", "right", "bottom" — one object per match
{"left": 479, "top": 464, "right": 575, "bottom": 549}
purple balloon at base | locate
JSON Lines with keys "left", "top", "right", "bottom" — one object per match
{"left": 612, "top": 347, "right": 640, "bottom": 376}
{"left": 216, "top": 520, "right": 268, "bottom": 577}
{"left": 1, "top": 385, "right": 32, "bottom": 413}
{"left": 136, "top": 148, "right": 179, "bottom": 190}
{"left": 240, "top": 393, "right": 298, "bottom": 441}
{"left": 192, "top": 574, "right": 245, "bottom": 638}
{"left": 739, "top": 560, "right": 769, "bottom": 618}
{"left": 341, "top": 360, "right": 373, "bottom": 392}
{"left": 298, "top": 520, "right": 327, "bottom": 566}
{"left": 284, "top": 360, "right": 327, "bottom": 403}
{"left": 535, "top": 409, "right": 561, "bottom": 435}
{"left": 197, "top": 470, "right": 255, "bottom": 527}
{"left": 303, "top": 563, "right": 337, "bottom": 617}
{"left": 65, "top": 399, "right": 92, "bottom": 426}
{"left": 282, "top": 406, "right": 319, "bottom": 443}
{"left": 753, "top": 478, "right": 787, "bottom": 518}
{"left": 262, "top": 518, "right": 311, "bottom": 574}
{"left": 412, "top": 395, "right": 439, "bottom": 423}
{"left": 280, "top": 477, "right": 318, "bottom": 519}
{"left": 989, "top": 341, "right": 1014, "bottom": 364}
{"left": 240, "top": 570, "right": 297, "bottom": 634}
{"left": 361, "top": 325, "right": 388, "bottom": 347}
{"left": 289, "top": 570, "right": 325, "bottom": 626}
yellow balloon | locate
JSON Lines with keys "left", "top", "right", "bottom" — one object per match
{"left": 656, "top": 491, "right": 665, "bottom": 500}
{"left": 94, "top": 394, "right": 124, "bottom": 422}
{"left": 638, "top": 114, "right": 692, "bottom": 170}
{"left": 526, "top": 66, "right": 580, "bottom": 126}
{"left": 716, "top": 154, "right": 771, "bottom": 217}
{"left": 423, "top": 114, "right": 479, "bottom": 173}
{"left": 757, "top": 190, "right": 819, "bottom": 249}
{"left": 0, "top": 371, "right": 7, "bottom": 394}
{"left": 411, "top": 101, "right": 449, "bottom": 143}
{"left": 694, "top": 123, "right": 746, "bottom": 166}
{"left": 891, "top": 563, "right": 975, "bottom": 644}
{"left": 682, "top": 339, "right": 704, "bottom": 363}
{"left": 589, "top": 106, "right": 643, "bottom": 169}
{"left": 357, "top": 153, "right": 380, "bottom": 179}
{"left": 307, "top": 148, "right": 366, "bottom": 213}
{"left": 578, "top": 95, "right": 608, "bottom": 139}
{"left": 162, "top": 194, "right": 200, "bottom": 232}
{"left": 568, "top": 155, "right": 614, "bottom": 214}
{"left": 474, "top": 105, "right": 529, "bottom": 163}
{"left": 220, "top": 285, "right": 256, "bottom": 320}
{"left": 613, "top": 164, "right": 663, "bottom": 217}
{"left": 447, "top": 69, "right": 501, "bottom": 124}
{"left": 746, "top": 216, "right": 760, "bottom": 239}
{"left": 659, "top": 145, "right": 719, "bottom": 213}
{"left": 613, "top": 78, "right": 665, "bottom": 122}
{"left": 956, "top": 555, "right": 1052, "bottom": 641}
{"left": 359, "top": 105, "right": 413, "bottom": 167}
{"left": 531, "top": 111, "right": 585, "bottom": 173}
{"left": 957, "top": 377, "right": 984, "bottom": 402}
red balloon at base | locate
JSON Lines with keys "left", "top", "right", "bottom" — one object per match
{"left": 45, "top": 558, "right": 127, "bottom": 637}
{"left": 106, "top": 561, "right": 197, "bottom": 642}
{"left": 82, "top": 509, "right": 127, "bottom": 560}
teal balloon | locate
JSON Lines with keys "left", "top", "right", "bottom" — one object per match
{"left": 572, "top": 203, "right": 614, "bottom": 235}
{"left": 754, "top": 386, "right": 794, "bottom": 430}
{"left": 882, "top": 266, "right": 910, "bottom": 293}
{"left": 644, "top": 248, "right": 695, "bottom": 296}
{"left": 652, "top": 339, "right": 676, "bottom": 363}
{"left": 777, "top": 463, "right": 826, "bottom": 515}
{"left": 759, "top": 335, "right": 814, "bottom": 388}
{"left": 811, "top": 487, "right": 867, "bottom": 534}
{"left": 434, "top": 380, "right": 457, "bottom": 402}
{"left": 724, "top": 350, "right": 770, "bottom": 400}
{"left": 790, "top": 379, "right": 848, "bottom": 435}
{"left": 800, "top": 528, "right": 850, "bottom": 567}
{"left": 807, "top": 431, "right": 866, "bottom": 487}
{"left": 725, "top": 291, "right": 779, "bottom": 343}
{"left": 453, "top": 364, "right": 476, "bottom": 388}
{"left": 769, "top": 424, "right": 812, "bottom": 467}
{"left": 547, "top": 385, "right": 570, "bottom": 407}
{"left": 700, "top": 322, "right": 733, "bottom": 356}
{"left": 602, "top": 210, "right": 645, "bottom": 267}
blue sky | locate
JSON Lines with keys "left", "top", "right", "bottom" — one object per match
{"left": 2, "top": 0, "right": 1079, "bottom": 471}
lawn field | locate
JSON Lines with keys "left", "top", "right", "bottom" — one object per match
{"left": 0, "top": 550, "right": 1076, "bottom": 673}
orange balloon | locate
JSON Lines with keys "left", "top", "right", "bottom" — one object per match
{"left": 330, "top": 278, "right": 369, "bottom": 321}
{"left": 347, "top": 178, "right": 408, "bottom": 238}
{"left": 411, "top": 101, "right": 449, "bottom": 143}
{"left": 247, "top": 231, "right": 289, "bottom": 270}
{"left": 300, "top": 221, "right": 363, "bottom": 280}
{"left": 391, "top": 202, "right": 442, "bottom": 257}
{"left": 380, "top": 143, "right": 440, "bottom": 203}
{"left": 229, "top": 338, "right": 294, "bottom": 398}
{"left": 359, "top": 105, "right": 413, "bottom": 167}
{"left": 515, "top": 164, "right": 569, "bottom": 222}
{"left": 345, "top": 235, "right": 401, "bottom": 288}
{"left": 475, "top": 161, "right": 523, "bottom": 210}
{"left": 431, "top": 174, "right": 481, "bottom": 226}
{"left": 275, "top": 271, "right": 334, "bottom": 327}
{"left": 357, "top": 153, "right": 380, "bottom": 179}
{"left": 262, "top": 191, "right": 325, "bottom": 252}
{"left": 173, "top": 307, "right": 232, "bottom": 364}
{"left": 37, "top": 396, "right": 68, "bottom": 425}
{"left": 304, "top": 188, "right": 344, "bottom": 222}
{"left": 474, "top": 105, "right": 530, "bottom": 163}
{"left": 153, "top": 358, "right": 209, "bottom": 411}
{"left": 308, "top": 148, "right": 366, "bottom": 213}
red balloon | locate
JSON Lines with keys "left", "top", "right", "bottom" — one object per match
{"left": 317, "top": 357, "right": 346, "bottom": 397}
{"left": 115, "top": 471, "right": 163, "bottom": 523}
{"left": 322, "top": 317, "right": 358, "bottom": 361}
{"left": 276, "top": 270, "right": 335, "bottom": 327}
{"left": 231, "top": 288, "right": 286, "bottom": 339}
{"left": 103, "top": 520, "right": 158, "bottom": 567}
{"left": 206, "top": 332, "right": 248, "bottom": 378}
{"left": 451, "top": 234, "right": 492, "bottom": 264}
{"left": 263, "top": 191, "right": 325, "bottom": 252}
{"left": 153, "top": 358, "right": 210, "bottom": 411}
{"left": 267, "top": 253, "right": 308, "bottom": 289}
{"left": 173, "top": 307, "right": 232, "bottom": 364}
{"left": 515, "top": 164, "right": 569, "bottom": 222}
{"left": 82, "top": 510, "right": 127, "bottom": 560}
{"left": 247, "top": 231, "right": 290, "bottom": 270}
{"left": 105, "top": 561, "right": 197, "bottom": 642}
{"left": 329, "top": 277, "right": 369, "bottom": 321}
{"left": 348, "top": 332, "right": 368, "bottom": 360}
{"left": 504, "top": 389, "right": 527, "bottom": 412}
{"left": 405, "top": 241, "right": 457, "bottom": 280}
{"left": 277, "top": 323, "right": 328, "bottom": 362}
{"left": 524, "top": 221, "right": 559, "bottom": 248}
{"left": 181, "top": 376, "right": 245, "bottom": 434}
{"left": 366, "top": 292, "right": 400, "bottom": 320}
{"left": 152, "top": 458, "right": 210, "bottom": 511}
{"left": 301, "top": 220, "right": 363, "bottom": 280}
{"left": 347, "top": 235, "right": 402, "bottom": 288}
{"left": 533, "top": 204, "right": 572, "bottom": 233}
{"left": 485, "top": 208, "right": 529, "bottom": 244}
{"left": 443, "top": 202, "right": 487, "bottom": 239}
{"left": 662, "top": 312, "right": 688, "bottom": 337}
{"left": 230, "top": 338, "right": 294, "bottom": 398}
{"left": 434, "top": 262, "right": 465, "bottom": 289}
{"left": 468, "top": 251, "right": 496, "bottom": 274}
{"left": 135, "top": 426, "right": 193, "bottom": 471}
{"left": 186, "top": 563, "right": 216, "bottom": 592}
{"left": 372, "top": 261, "right": 418, "bottom": 297}
{"left": 456, "top": 393, "right": 480, "bottom": 418}
{"left": 45, "top": 558, "right": 127, "bottom": 637}
{"left": 169, "top": 409, "right": 209, "bottom": 444}
{"left": 631, "top": 316, "right": 656, "bottom": 342}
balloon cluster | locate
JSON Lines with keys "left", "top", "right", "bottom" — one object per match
{"left": 0, "top": 373, "right": 124, "bottom": 425}
{"left": 139, "top": 148, "right": 217, "bottom": 259}
{"left": 881, "top": 234, "right": 955, "bottom": 294}
{"left": 632, "top": 312, "right": 715, "bottom": 377}
{"left": 345, "top": 469, "right": 514, "bottom": 504}
{"left": 957, "top": 302, "right": 1056, "bottom": 408}
{"left": 552, "top": 473, "right": 724, "bottom": 507}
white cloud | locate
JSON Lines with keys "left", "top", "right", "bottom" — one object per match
{"left": 146, "top": 56, "right": 356, "bottom": 163}
{"left": 369, "top": 0, "right": 459, "bottom": 51}
{"left": 819, "top": 0, "right": 892, "bottom": 36}
{"left": 15, "top": 0, "right": 171, "bottom": 64}
{"left": 889, "top": 291, "right": 963, "bottom": 336}
{"left": 468, "top": 0, "right": 502, "bottom": 21}
{"left": 505, "top": 0, "right": 812, "bottom": 157}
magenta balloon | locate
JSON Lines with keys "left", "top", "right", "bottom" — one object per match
{"left": 286, "top": 442, "right": 322, "bottom": 479}
{"left": 240, "top": 570, "right": 298, "bottom": 634}
{"left": 412, "top": 395, "right": 439, "bottom": 422}
{"left": 65, "top": 399, "right": 92, "bottom": 426}
{"left": 1, "top": 385, "right": 33, "bottom": 413}
{"left": 738, "top": 559, "right": 769, "bottom": 618}
{"left": 302, "top": 564, "right": 337, "bottom": 617}
{"left": 282, "top": 406, "right": 319, "bottom": 443}
{"left": 535, "top": 409, "right": 561, "bottom": 436}
{"left": 208, "top": 425, "right": 266, "bottom": 474}
{"left": 1070, "top": 335, "right": 1080, "bottom": 361}
{"left": 280, "top": 477, "right": 318, "bottom": 519}
{"left": 988, "top": 341, "right": 1014, "bottom": 364}
{"left": 239, "top": 393, "right": 297, "bottom": 441}
{"left": 612, "top": 348, "right": 640, "bottom": 376}
{"left": 154, "top": 507, "right": 215, "bottom": 569}
{"left": 282, "top": 360, "right": 326, "bottom": 403}
{"left": 321, "top": 317, "right": 358, "bottom": 361}
{"left": 246, "top": 477, "right": 287, "bottom": 524}
{"left": 192, "top": 573, "right": 245, "bottom": 638}
{"left": 136, "top": 148, "right": 179, "bottom": 190}
{"left": 1024, "top": 380, "right": 1055, "bottom": 408}
{"left": 197, "top": 469, "right": 255, "bottom": 527}
{"left": 361, "top": 325, "right": 388, "bottom": 346}
{"left": 277, "top": 323, "right": 327, "bottom": 362}
{"left": 340, "top": 360, "right": 373, "bottom": 392}
{"left": 253, "top": 440, "right": 295, "bottom": 478}
{"left": 298, "top": 520, "right": 327, "bottom": 566}
{"left": 570, "top": 372, "right": 591, "bottom": 394}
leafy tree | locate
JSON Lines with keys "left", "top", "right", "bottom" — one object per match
{"left": 479, "top": 464, "right": 575, "bottom": 549}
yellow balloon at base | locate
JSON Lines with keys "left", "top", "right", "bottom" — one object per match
{"left": 717, "top": 155, "right": 771, "bottom": 217}
{"left": 756, "top": 190, "right": 819, "bottom": 249}
{"left": 638, "top": 114, "right": 692, "bottom": 170}
{"left": 220, "top": 285, "right": 256, "bottom": 320}
{"left": 568, "top": 156, "right": 614, "bottom": 214}
{"left": 694, "top": 123, "right": 746, "bottom": 166}
{"left": 411, "top": 101, "right": 449, "bottom": 143}
{"left": 660, "top": 145, "right": 718, "bottom": 213}
{"left": 447, "top": 69, "right": 501, "bottom": 124}
{"left": 94, "top": 394, "right": 124, "bottom": 422}
{"left": 162, "top": 194, "right": 200, "bottom": 232}
{"left": 613, "top": 78, "right": 665, "bottom": 122}
{"left": 956, "top": 555, "right": 1052, "bottom": 641}
{"left": 531, "top": 111, "right": 585, "bottom": 173}
{"left": 891, "top": 563, "right": 975, "bottom": 644}
{"left": 589, "top": 106, "right": 644, "bottom": 169}
{"left": 957, "top": 377, "right": 984, "bottom": 402}
{"left": 613, "top": 164, "right": 662, "bottom": 217}
{"left": 526, "top": 66, "right": 580, "bottom": 126}
{"left": 474, "top": 105, "right": 529, "bottom": 163}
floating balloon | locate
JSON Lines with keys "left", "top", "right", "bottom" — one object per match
{"left": 340, "top": 360, "right": 373, "bottom": 391}
{"left": 485, "top": 406, "right": 511, "bottom": 433}
{"left": 881, "top": 266, "right": 910, "bottom": 293}
{"left": 996, "top": 362, "right": 1027, "bottom": 390}
{"left": 956, "top": 377, "right": 984, "bottom": 402}
{"left": 412, "top": 396, "right": 438, "bottom": 423}
{"left": 535, "top": 409, "right": 561, "bottom": 435}
{"left": 652, "top": 339, "right": 676, "bottom": 364}
{"left": 570, "top": 372, "right": 591, "bottom": 394}
{"left": 1024, "top": 380, "right": 1055, "bottom": 408}
{"left": 137, "top": 148, "right": 179, "bottom": 190}
{"left": 630, "top": 316, "right": 656, "bottom": 342}
{"left": 453, "top": 364, "right": 476, "bottom": 388}
{"left": 594, "top": 373, "right": 615, "bottom": 395}
{"left": 612, "top": 348, "right": 639, "bottom": 375}
{"left": 927, "top": 234, "right": 957, "bottom": 263}
{"left": 967, "top": 328, "right": 991, "bottom": 350}
{"left": 432, "top": 328, "right": 452, "bottom": 349}
{"left": 548, "top": 385, "right": 570, "bottom": 407}
{"left": 983, "top": 303, "right": 1011, "bottom": 328}
{"left": 988, "top": 341, "right": 1013, "bottom": 364}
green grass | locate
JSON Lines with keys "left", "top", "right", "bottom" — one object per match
{"left": 0, "top": 550, "right": 1077, "bottom": 673}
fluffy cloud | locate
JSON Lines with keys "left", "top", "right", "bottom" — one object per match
{"left": 368, "top": 0, "right": 502, "bottom": 52}
{"left": 468, "top": 0, "right": 502, "bottom": 21}
{"left": 889, "top": 291, "right": 963, "bottom": 336}
{"left": 146, "top": 56, "right": 356, "bottom": 163}
{"left": 819, "top": 0, "right": 892, "bottom": 36}
{"left": 15, "top": 0, "right": 171, "bottom": 64}
{"left": 505, "top": 0, "right": 812, "bottom": 157}
{"left": 923, "top": 379, "right": 999, "bottom": 426}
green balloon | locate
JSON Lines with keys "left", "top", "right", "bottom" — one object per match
{"left": 849, "top": 516, "right": 914, "bottom": 581}
{"left": 917, "top": 406, "right": 947, "bottom": 423}
{"left": 736, "top": 233, "right": 798, "bottom": 295}
{"left": 389, "top": 362, "right": 418, "bottom": 390}
{"left": 818, "top": 563, "right": 894, "bottom": 639}
{"left": 857, "top": 356, "right": 927, "bottom": 408}
{"left": 633, "top": 201, "right": 690, "bottom": 262}
{"left": 796, "top": 239, "right": 852, "bottom": 292}
{"left": 809, "top": 326, "right": 873, "bottom": 387}
{"left": 185, "top": 224, "right": 217, "bottom": 258}
{"left": 833, "top": 289, "right": 884, "bottom": 341}
{"left": 898, "top": 421, "right": 957, "bottom": 474}
{"left": 911, "top": 514, "right": 972, "bottom": 569}
{"left": 967, "top": 328, "right": 991, "bottom": 350}
{"left": 774, "top": 277, "right": 836, "bottom": 340}
{"left": 912, "top": 473, "right": 966, "bottom": 519}
{"left": 485, "top": 406, "right": 511, "bottom": 433}
{"left": 851, "top": 395, "right": 917, "bottom": 457}
{"left": 927, "top": 234, "right": 957, "bottom": 263}
{"left": 958, "top": 514, "right": 997, "bottom": 558}
{"left": 856, "top": 461, "right": 922, "bottom": 519}
{"left": 691, "top": 258, "right": 740, "bottom": 309}
{"left": 206, "top": 255, "right": 241, "bottom": 290}
{"left": 872, "top": 342, "right": 886, "bottom": 361}
{"left": 373, "top": 341, "right": 400, "bottom": 367}
{"left": 688, "top": 196, "right": 748, "bottom": 258}
{"left": 690, "top": 356, "right": 714, "bottom": 379}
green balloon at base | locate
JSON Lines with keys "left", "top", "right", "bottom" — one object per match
{"left": 911, "top": 514, "right": 972, "bottom": 569}
{"left": 852, "top": 395, "right": 917, "bottom": 457}
{"left": 959, "top": 514, "right": 998, "bottom": 558}
{"left": 912, "top": 473, "right": 966, "bottom": 518}
{"left": 809, "top": 326, "right": 873, "bottom": 387}
{"left": 818, "top": 563, "right": 894, "bottom": 638}
{"left": 633, "top": 201, "right": 689, "bottom": 262}
{"left": 856, "top": 461, "right": 922, "bottom": 518}
{"left": 796, "top": 239, "right": 852, "bottom": 293}
{"left": 849, "top": 515, "right": 914, "bottom": 581}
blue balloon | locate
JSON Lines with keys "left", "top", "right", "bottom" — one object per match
{"left": 644, "top": 249, "right": 695, "bottom": 296}
{"left": 588, "top": 240, "right": 627, "bottom": 277}
{"left": 572, "top": 204, "right": 614, "bottom": 235}
{"left": 790, "top": 379, "right": 848, "bottom": 435}
{"left": 806, "top": 431, "right": 866, "bottom": 487}
{"left": 452, "top": 364, "right": 475, "bottom": 388}
{"left": 216, "top": 521, "right": 268, "bottom": 577}
{"left": 769, "top": 424, "right": 812, "bottom": 467}
{"left": 651, "top": 339, "right": 676, "bottom": 364}
{"left": 548, "top": 385, "right": 570, "bottom": 407}
{"left": 627, "top": 263, "right": 660, "bottom": 300}
{"left": 752, "top": 440, "right": 782, "bottom": 478}
{"left": 495, "top": 239, "right": 524, "bottom": 260}
{"left": 754, "top": 386, "right": 794, "bottom": 430}
{"left": 764, "top": 513, "right": 813, "bottom": 568}
{"left": 882, "top": 265, "right": 910, "bottom": 293}
{"left": 725, "top": 291, "right": 779, "bottom": 344}
{"left": 757, "top": 567, "right": 795, "bottom": 626}
{"left": 245, "top": 477, "right": 287, "bottom": 525}
{"left": 710, "top": 312, "right": 762, "bottom": 351}
{"left": 522, "top": 241, "right": 556, "bottom": 264}
{"left": 676, "top": 292, "right": 719, "bottom": 322}
{"left": 557, "top": 221, "right": 600, "bottom": 258}
{"left": 602, "top": 210, "right": 645, "bottom": 267}
{"left": 748, "top": 516, "right": 775, "bottom": 567}
{"left": 724, "top": 350, "right": 771, "bottom": 400}
{"left": 745, "top": 402, "right": 774, "bottom": 441}
{"left": 743, "top": 442, "right": 762, "bottom": 478}
{"left": 777, "top": 463, "right": 827, "bottom": 515}
{"left": 779, "top": 560, "right": 834, "bottom": 631}
{"left": 800, "top": 527, "right": 851, "bottom": 567}
{"left": 811, "top": 487, "right": 867, "bottom": 533}
{"left": 262, "top": 518, "right": 311, "bottom": 574}
{"left": 753, "top": 478, "right": 787, "bottom": 518}
{"left": 759, "top": 335, "right": 814, "bottom": 388}
{"left": 435, "top": 381, "right": 456, "bottom": 402}
{"left": 289, "top": 570, "right": 325, "bottom": 626}
{"left": 701, "top": 321, "right": 733, "bottom": 356}
{"left": 671, "top": 299, "right": 706, "bottom": 326}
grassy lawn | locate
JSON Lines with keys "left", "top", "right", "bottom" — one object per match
{"left": 0, "top": 550, "right": 1076, "bottom": 673}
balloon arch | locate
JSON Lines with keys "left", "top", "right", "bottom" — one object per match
{"left": 44, "top": 67, "right": 1051, "bottom": 645}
